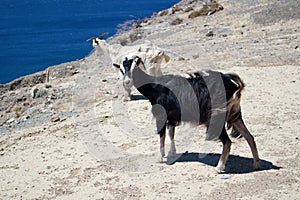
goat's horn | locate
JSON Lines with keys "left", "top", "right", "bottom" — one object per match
{"left": 98, "top": 32, "right": 109, "bottom": 40}
{"left": 86, "top": 37, "right": 96, "bottom": 42}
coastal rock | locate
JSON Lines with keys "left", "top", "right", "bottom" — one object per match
{"left": 31, "top": 87, "right": 48, "bottom": 99}
{"left": 170, "top": 18, "right": 183, "bottom": 26}
{"left": 184, "top": 7, "right": 194, "bottom": 13}
{"left": 188, "top": 0, "right": 223, "bottom": 18}
{"left": 158, "top": 10, "right": 169, "bottom": 16}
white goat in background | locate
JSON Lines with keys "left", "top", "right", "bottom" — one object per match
{"left": 87, "top": 37, "right": 170, "bottom": 101}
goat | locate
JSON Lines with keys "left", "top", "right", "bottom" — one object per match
{"left": 113, "top": 47, "right": 170, "bottom": 101}
{"left": 86, "top": 32, "right": 109, "bottom": 48}
{"left": 128, "top": 56, "right": 260, "bottom": 173}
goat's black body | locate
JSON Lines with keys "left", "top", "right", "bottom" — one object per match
{"left": 132, "top": 65, "right": 241, "bottom": 139}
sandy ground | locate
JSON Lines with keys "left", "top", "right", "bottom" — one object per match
{"left": 0, "top": 0, "right": 299, "bottom": 199}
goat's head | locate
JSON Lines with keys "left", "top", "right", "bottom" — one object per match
{"left": 113, "top": 56, "right": 145, "bottom": 89}
{"left": 150, "top": 51, "right": 170, "bottom": 64}
{"left": 147, "top": 50, "right": 170, "bottom": 76}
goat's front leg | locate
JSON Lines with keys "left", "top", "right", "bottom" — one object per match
{"left": 215, "top": 127, "right": 232, "bottom": 173}
{"left": 167, "top": 125, "right": 176, "bottom": 158}
{"left": 233, "top": 118, "right": 260, "bottom": 170}
{"left": 123, "top": 87, "right": 131, "bottom": 101}
{"left": 158, "top": 123, "right": 166, "bottom": 163}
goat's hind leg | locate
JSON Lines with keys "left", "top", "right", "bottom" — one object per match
{"left": 233, "top": 118, "right": 260, "bottom": 170}
{"left": 167, "top": 125, "right": 176, "bottom": 158}
{"left": 215, "top": 127, "right": 232, "bottom": 173}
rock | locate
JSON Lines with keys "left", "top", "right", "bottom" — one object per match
{"left": 17, "top": 96, "right": 26, "bottom": 102}
{"left": 170, "top": 18, "right": 183, "bottom": 26}
{"left": 188, "top": 1, "right": 223, "bottom": 19}
{"left": 171, "top": 5, "right": 183, "bottom": 14}
{"left": 192, "top": 53, "right": 200, "bottom": 59}
{"left": 22, "top": 115, "right": 30, "bottom": 121}
{"left": 206, "top": 31, "right": 214, "bottom": 37}
{"left": 51, "top": 115, "right": 60, "bottom": 123}
{"left": 158, "top": 10, "right": 169, "bottom": 16}
{"left": 7, "top": 118, "right": 16, "bottom": 124}
{"left": 27, "top": 107, "right": 37, "bottom": 115}
{"left": 189, "top": 10, "right": 206, "bottom": 19}
{"left": 184, "top": 7, "right": 194, "bottom": 13}
{"left": 31, "top": 87, "right": 48, "bottom": 99}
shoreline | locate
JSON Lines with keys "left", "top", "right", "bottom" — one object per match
{"left": 0, "top": 0, "right": 180, "bottom": 85}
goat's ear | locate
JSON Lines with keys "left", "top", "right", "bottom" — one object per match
{"left": 158, "top": 51, "right": 170, "bottom": 62}
{"left": 113, "top": 63, "right": 125, "bottom": 75}
{"left": 113, "top": 63, "right": 120, "bottom": 68}
{"left": 164, "top": 54, "right": 170, "bottom": 63}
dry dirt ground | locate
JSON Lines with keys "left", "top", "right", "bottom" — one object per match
{"left": 0, "top": 0, "right": 299, "bottom": 199}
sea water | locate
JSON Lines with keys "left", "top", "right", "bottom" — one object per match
{"left": 0, "top": 0, "right": 179, "bottom": 84}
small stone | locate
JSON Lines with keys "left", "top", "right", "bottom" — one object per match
{"left": 192, "top": 54, "right": 199, "bottom": 59}
{"left": 17, "top": 96, "right": 26, "bottom": 102}
{"left": 7, "top": 118, "right": 15, "bottom": 124}
{"left": 184, "top": 7, "right": 193, "bottom": 13}
{"left": 31, "top": 87, "right": 48, "bottom": 98}
{"left": 206, "top": 31, "right": 214, "bottom": 37}
{"left": 158, "top": 10, "right": 169, "bottom": 16}
{"left": 170, "top": 18, "right": 183, "bottom": 26}
{"left": 51, "top": 115, "right": 60, "bottom": 122}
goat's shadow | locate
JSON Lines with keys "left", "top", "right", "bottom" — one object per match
{"left": 131, "top": 94, "right": 147, "bottom": 101}
{"left": 166, "top": 152, "right": 281, "bottom": 174}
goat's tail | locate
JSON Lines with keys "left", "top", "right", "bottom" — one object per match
{"left": 227, "top": 110, "right": 243, "bottom": 138}
{"left": 224, "top": 73, "right": 246, "bottom": 139}
{"left": 226, "top": 73, "right": 245, "bottom": 92}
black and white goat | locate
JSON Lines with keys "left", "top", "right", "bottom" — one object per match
{"left": 128, "top": 56, "right": 260, "bottom": 173}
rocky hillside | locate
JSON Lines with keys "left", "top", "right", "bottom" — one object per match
{"left": 0, "top": 0, "right": 299, "bottom": 199}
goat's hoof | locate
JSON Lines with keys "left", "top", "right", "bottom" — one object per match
{"left": 253, "top": 160, "right": 260, "bottom": 170}
{"left": 214, "top": 166, "right": 225, "bottom": 174}
{"left": 158, "top": 156, "right": 165, "bottom": 163}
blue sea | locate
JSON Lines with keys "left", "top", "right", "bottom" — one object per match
{"left": 0, "top": 0, "right": 179, "bottom": 84}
